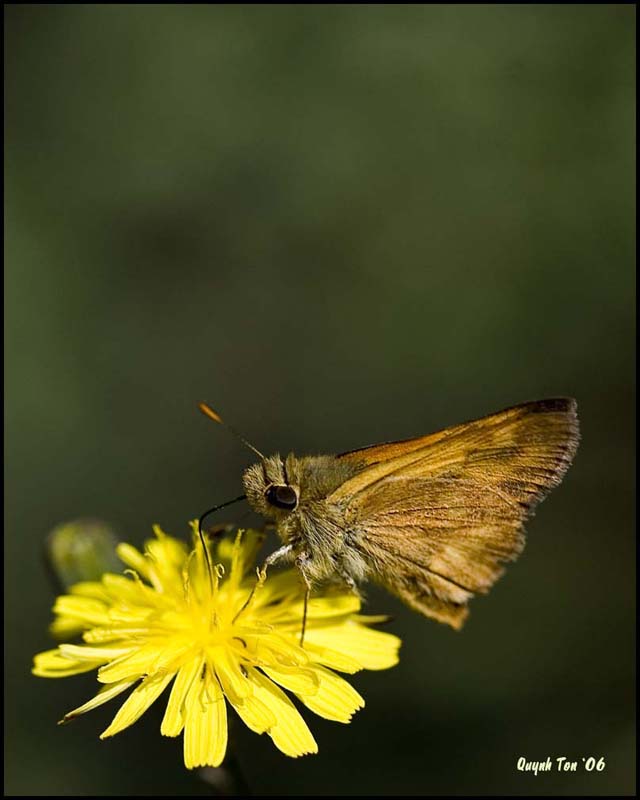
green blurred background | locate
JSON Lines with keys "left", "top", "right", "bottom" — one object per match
{"left": 4, "top": 5, "right": 635, "bottom": 796}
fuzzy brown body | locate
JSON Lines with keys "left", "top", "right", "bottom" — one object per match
{"left": 242, "top": 399, "right": 580, "bottom": 629}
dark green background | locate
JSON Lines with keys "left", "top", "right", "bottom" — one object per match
{"left": 5, "top": 5, "right": 635, "bottom": 796}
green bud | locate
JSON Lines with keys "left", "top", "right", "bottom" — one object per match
{"left": 45, "top": 519, "right": 122, "bottom": 590}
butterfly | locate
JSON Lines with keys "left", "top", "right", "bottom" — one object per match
{"left": 201, "top": 398, "right": 579, "bottom": 630}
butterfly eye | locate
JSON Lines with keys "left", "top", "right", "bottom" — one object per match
{"left": 265, "top": 484, "right": 298, "bottom": 510}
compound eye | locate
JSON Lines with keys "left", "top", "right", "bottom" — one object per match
{"left": 265, "top": 484, "right": 298, "bottom": 510}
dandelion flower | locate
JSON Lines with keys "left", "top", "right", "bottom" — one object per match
{"left": 33, "top": 524, "right": 401, "bottom": 768}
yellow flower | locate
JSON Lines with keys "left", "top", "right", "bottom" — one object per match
{"left": 33, "top": 524, "right": 401, "bottom": 769}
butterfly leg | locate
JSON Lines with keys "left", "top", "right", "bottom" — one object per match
{"left": 233, "top": 544, "right": 294, "bottom": 623}
{"left": 295, "top": 553, "right": 313, "bottom": 647}
{"left": 260, "top": 544, "right": 295, "bottom": 578}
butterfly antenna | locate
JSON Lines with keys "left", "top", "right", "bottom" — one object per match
{"left": 198, "top": 402, "right": 265, "bottom": 460}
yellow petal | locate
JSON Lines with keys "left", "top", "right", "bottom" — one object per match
{"left": 221, "top": 529, "right": 266, "bottom": 592}
{"left": 183, "top": 670, "right": 227, "bottom": 768}
{"left": 145, "top": 529, "right": 188, "bottom": 591}
{"left": 32, "top": 648, "right": 104, "bottom": 678}
{"left": 252, "top": 571, "right": 301, "bottom": 606}
{"left": 59, "top": 643, "right": 133, "bottom": 662}
{"left": 300, "top": 641, "right": 363, "bottom": 674}
{"left": 305, "top": 622, "right": 401, "bottom": 671}
{"left": 116, "top": 543, "right": 151, "bottom": 580}
{"left": 97, "top": 643, "right": 169, "bottom": 683}
{"left": 296, "top": 666, "right": 364, "bottom": 723}
{"left": 53, "top": 595, "right": 109, "bottom": 626}
{"left": 149, "top": 526, "right": 188, "bottom": 568}
{"left": 301, "top": 594, "right": 361, "bottom": 620}
{"left": 230, "top": 693, "right": 276, "bottom": 734}
{"left": 100, "top": 671, "right": 174, "bottom": 738}
{"left": 233, "top": 529, "right": 265, "bottom": 579}
{"left": 161, "top": 656, "right": 204, "bottom": 737}
{"left": 69, "top": 581, "right": 111, "bottom": 601}
{"left": 106, "top": 605, "right": 155, "bottom": 625}
{"left": 49, "top": 616, "right": 86, "bottom": 640}
{"left": 220, "top": 532, "right": 245, "bottom": 598}
{"left": 262, "top": 664, "right": 319, "bottom": 696}
{"left": 213, "top": 649, "right": 252, "bottom": 706}
{"left": 352, "top": 613, "right": 392, "bottom": 624}
{"left": 82, "top": 626, "right": 148, "bottom": 644}
{"left": 249, "top": 632, "right": 309, "bottom": 668}
{"left": 151, "top": 642, "right": 196, "bottom": 675}
{"left": 101, "top": 573, "right": 158, "bottom": 606}
{"left": 215, "top": 537, "right": 235, "bottom": 563}
{"left": 249, "top": 669, "right": 317, "bottom": 757}
{"left": 61, "top": 679, "right": 137, "bottom": 722}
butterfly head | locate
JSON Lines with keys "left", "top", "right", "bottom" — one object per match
{"left": 243, "top": 454, "right": 300, "bottom": 519}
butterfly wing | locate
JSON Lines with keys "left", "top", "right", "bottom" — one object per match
{"left": 331, "top": 399, "right": 580, "bottom": 629}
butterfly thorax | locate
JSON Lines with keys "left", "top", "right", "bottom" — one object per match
{"left": 242, "top": 453, "right": 367, "bottom": 583}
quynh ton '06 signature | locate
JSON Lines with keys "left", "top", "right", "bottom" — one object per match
{"left": 517, "top": 756, "right": 606, "bottom": 775}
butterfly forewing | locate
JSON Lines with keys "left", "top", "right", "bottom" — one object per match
{"left": 332, "top": 399, "right": 579, "bottom": 629}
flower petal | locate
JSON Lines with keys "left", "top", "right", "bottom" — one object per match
{"left": 213, "top": 649, "right": 252, "bottom": 706}
{"left": 248, "top": 632, "right": 309, "bottom": 669}
{"left": 230, "top": 693, "right": 277, "bottom": 734}
{"left": 183, "top": 670, "right": 227, "bottom": 768}
{"left": 145, "top": 527, "right": 189, "bottom": 592}
{"left": 251, "top": 570, "right": 301, "bottom": 606}
{"left": 295, "top": 594, "right": 361, "bottom": 620}
{"left": 262, "top": 664, "right": 319, "bottom": 696}
{"left": 149, "top": 526, "right": 188, "bottom": 568}
{"left": 296, "top": 666, "right": 364, "bottom": 723}
{"left": 61, "top": 679, "right": 137, "bottom": 723}
{"left": 101, "top": 573, "right": 159, "bottom": 606}
{"left": 300, "top": 641, "right": 363, "bottom": 674}
{"left": 69, "top": 581, "right": 111, "bottom": 601}
{"left": 161, "top": 656, "right": 204, "bottom": 737}
{"left": 53, "top": 595, "right": 109, "bottom": 626}
{"left": 115, "top": 543, "right": 151, "bottom": 579}
{"left": 249, "top": 669, "right": 317, "bottom": 757}
{"left": 97, "top": 642, "right": 174, "bottom": 683}
{"left": 100, "top": 671, "right": 174, "bottom": 738}
{"left": 49, "top": 616, "right": 87, "bottom": 640}
{"left": 82, "top": 626, "right": 149, "bottom": 644}
{"left": 305, "top": 622, "right": 401, "bottom": 670}
{"left": 32, "top": 648, "right": 105, "bottom": 678}
{"left": 59, "top": 643, "right": 133, "bottom": 662}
